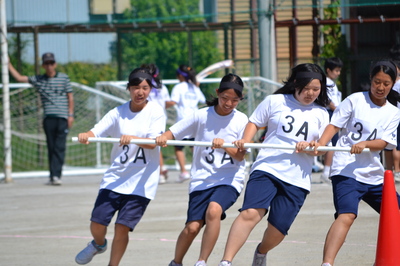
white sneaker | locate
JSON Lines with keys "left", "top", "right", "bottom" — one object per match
{"left": 194, "top": 260, "right": 207, "bottom": 266}
{"left": 52, "top": 177, "right": 62, "bottom": 186}
{"left": 320, "top": 173, "right": 330, "bottom": 184}
{"left": 159, "top": 174, "right": 166, "bottom": 184}
{"left": 321, "top": 263, "right": 332, "bottom": 266}
{"left": 394, "top": 172, "right": 400, "bottom": 183}
{"left": 169, "top": 260, "right": 183, "bottom": 266}
{"left": 178, "top": 172, "right": 190, "bottom": 183}
{"left": 75, "top": 239, "right": 107, "bottom": 264}
{"left": 252, "top": 244, "right": 267, "bottom": 266}
{"left": 218, "top": 261, "right": 232, "bottom": 266}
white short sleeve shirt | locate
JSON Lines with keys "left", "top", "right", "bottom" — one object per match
{"left": 249, "top": 94, "right": 329, "bottom": 192}
{"left": 91, "top": 101, "right": 166, "bottom": 199}
{"left": 169, "top": 106, "right": 248, "bottom": 194}
{"left": 330, "top": 91, "right": 400, "bottom": 185}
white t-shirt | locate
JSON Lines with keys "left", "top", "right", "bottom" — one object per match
{"left": 327, "top": 77, "right": 342, "bottom": 109}
{"left": 90, "top": 101, "right": 166, "bottom": 199}
{"left": 169, "top": 106, "right": 248, "bottom": 194}
{"left": 330, "top": 91, "right": 400, "bottom": 185}
{"left": 148, "top": 84, "right": 171, "bottom": 117}
{"left": 170, "top": 81, "right": 206, "bottom": 122}
{"left": 249, "top": 94, "right": 329, "bottom": 192}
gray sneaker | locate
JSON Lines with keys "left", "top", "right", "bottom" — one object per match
{"left": 52, "top": 177, "right": 62, "bottom": 186}
{"left": 218, "top": 261, "right": 232, "bottom": 266}
{"left": 75, "top": 239, "right": 107, "bottom": 264}
{"left": 169, "top": 260, "right": 183, "bottom": 266}
{"left": 252, "top": 244, "right": 267, "bottom": 266}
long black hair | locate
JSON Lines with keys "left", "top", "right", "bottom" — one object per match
{"left": 140, "top": 63, "right": 162, "bottom": 89}
{"left": 206, "top": 73, "right": 244, "bottom": 106}
{"left": 369, "top": 60, "right": 400, "bottom": 106}
{"left": 274, "top": 63, "right": 330, "bottom": 107}
{"left": 176, "top": 64, "right": 197, "bottom": 84}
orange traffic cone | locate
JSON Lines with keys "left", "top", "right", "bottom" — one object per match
{"left": 375, "top": 170, "right": 400, "bottom": 265}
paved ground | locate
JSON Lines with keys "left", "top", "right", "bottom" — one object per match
{"left": 0, "top": 170, "right": 388, "bottom": 266}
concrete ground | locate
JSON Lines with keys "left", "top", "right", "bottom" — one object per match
{"left": 0, "top": 171, "right": 386, "bottom": 266}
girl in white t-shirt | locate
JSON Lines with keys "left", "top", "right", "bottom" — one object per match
{"left": 75, "top": 68, "right": 166, "bottom": 266}
{"left": 218, "top": 63, "right": 330, "bottom": 266}
{"left": 170, "top": 65, "right": 206, "bottom": 182}
{"left": 311, "top": 61, "right": 400, "bottom": 266}
{"left": 156, "top": 74, "right": 248, "bottom": 266}
{"left": 142, "top": 63, "right": 176, "bottom": 183}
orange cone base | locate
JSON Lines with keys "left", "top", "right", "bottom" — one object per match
{"left": 375, "top": 170, "right": 400, "bottom": 265}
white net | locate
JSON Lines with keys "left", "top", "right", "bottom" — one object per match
{"left": 0, "top": 77, "right": 280, "bottom": 178}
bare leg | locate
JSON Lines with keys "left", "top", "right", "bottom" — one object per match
{"left": 221, "top": 208, "right": 265, "bottom": 262}
{"left": 257, "top": 223, "right": 285, "bottom": 254}
{"left": 175, "top": 148, "right": 186, "bottom": 174}
{"left": 108, "top": 223, "right": 130, "bottom": 266}
{"left": 90, "top": 221, "right": 107, "bottom": 246}
{"left": 384, "top": 150, "right": 394, "bottom": 171}
{"left": 198, "top": 202, "right": 223, "bottom": 262}
{"left": 173, "top": 220, "right": 203, "bottom": 264}
{"left": 392, "top": 149, "right": 400, "bottom": 172}
{"left": 322, "top": 213, "right": 356, "bottom": 265}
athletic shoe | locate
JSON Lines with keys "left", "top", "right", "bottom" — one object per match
{"left": 178, "top": 172, "right": 190, "bottom": 183}
{"left": 194, "top": 260, "right": 207, "bottom": 266}
{"left": 321, "top": 263, "right": 332, "bottom": 266}
{"left": 168, "top": 260, "right": 183, "bottom": 266}
{"left": 252, "top": 244, "right": 267, "bottom": 266}
{"left": 161, "top": 166, "right": 169, "bottom": 179}
{"left": 52, "top": 177, "right": 62, "bottom": 186}
{"left": 320, "top": 173, "right": 330, "bottom": 184}
{"left": 159, "top": 174, "right": 166, "bottom": 184}
{"left": 394, "top": 172, "right": 400, "bottom": 183}
{"left": 218, "top": 261, "right": 232, "bottom": 266}
{"left": 75, "top": 239, "right": 107, "bottom": 265}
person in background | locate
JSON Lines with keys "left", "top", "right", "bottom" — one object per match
{"left": 320, "top": 57, "right": 343, "bottom": 183}
{"left": 141, "top": 63, "right": 175, "bottom": 184}
{"left": 170, "top": 64, "right": 206, "bottom": 182}
{"left": 218, "top": 63, "right": 330, "bottom": 266}
{"left": 310, "top": 61, "right": 400, "bottom": 266}
{"left": 384, "top": 45, "right": 400, "bottom": 182}
{"left": 8, "top": 52, "right": 74, "bottom": 186}
{"left": 74, "top": 68, "right": 166, "bottom": 266}
{"left": 157, "top": 73, "right": 248, "bottom": 266}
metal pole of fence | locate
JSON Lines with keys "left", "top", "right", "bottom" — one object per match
{"left": 1, "top": 0, "right": 13, "bottom": 183}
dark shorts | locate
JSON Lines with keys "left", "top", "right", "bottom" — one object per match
{"left": 328, "top": 109, "right": 339, "bottom": 146}
{"left": 175, "top": 138, "right": 195, "bottom": 151}
{"left": 91, "top": 189, "right": 150, "bottom": 231}
{"left": 186, "top": 185, "right": 240, "bottom": 224}
{"left": 330, "top": 175, "right": 400, "bottom": 218}
{"left": 241, "top": 170, "right": 308, "bottom": 235}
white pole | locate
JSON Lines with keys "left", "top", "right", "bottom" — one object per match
{"left": 71, "top": 137, "right": 371, "bottom": 153}
{"left": 1, "top": 0, "right": 13, "bottom": 183}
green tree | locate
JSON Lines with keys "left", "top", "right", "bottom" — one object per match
{"left": 114, "top": 0, "right": 222, "bottom": 96}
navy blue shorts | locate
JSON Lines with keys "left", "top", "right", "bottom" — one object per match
{"left": 331, "top": 175, "right": 400, "bottom": 218}
{"left": 241, "top": 170, "right": 308, "bottom": 235}
{"left": 175, "top": 138, "right": 195, "bottom": 151}
{"left": 91, "top": 189, "right": 150, "bottom": 231}
{"left": 186, "top": 185, "right": 240, "bottom": 224}
{"left": 328, "top": 109, "right": 339, "bottom": 146}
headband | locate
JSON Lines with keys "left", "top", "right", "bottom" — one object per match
{"left": 176, "top": 68, "right": 189, "bottom": 78}
{"left": 128, "top": 72, "right": 153, "bottom": 85}
{"left": 295, "top": 72, "right": 323, "bottom": 81}
{"left": 372, "top": 61, "right": 397, "bottom": 74}
{"left": 219, "top": 81, "right": 244, "bottom": 92}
